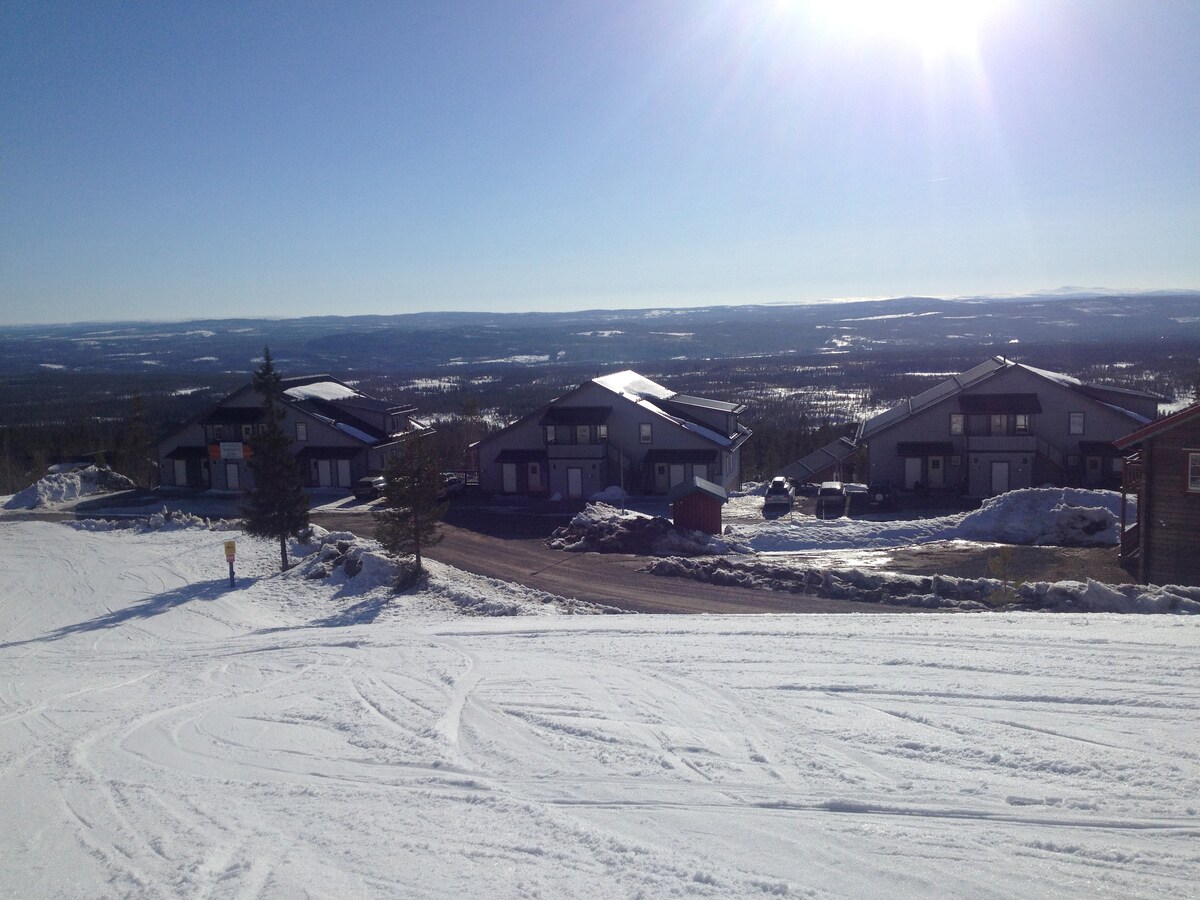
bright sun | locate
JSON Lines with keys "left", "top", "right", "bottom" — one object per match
{"left": 809, "top": 0, "right": 1004, "bottom": 59}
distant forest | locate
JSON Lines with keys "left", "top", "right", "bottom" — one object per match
{"left": 2, "top": 295, "right": 1198, "bottom": 495}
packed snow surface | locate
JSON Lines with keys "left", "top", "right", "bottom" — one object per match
{"left": 2, "top": 520, "right": 1199, "bottom": 897}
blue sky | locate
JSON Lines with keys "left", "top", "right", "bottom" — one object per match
{"left": 2, "top": 0, "right": 1198, "bottom": 324}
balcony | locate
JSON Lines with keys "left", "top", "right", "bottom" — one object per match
{"left": 547, "top": 443, "right": 605, "bottom": 460}
{"left": 965, "top": 435, "right": 1037, "bottom": 453}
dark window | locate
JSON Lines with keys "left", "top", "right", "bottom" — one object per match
{"left": 576, "top": 425, "right": 590, "bottom": 444}
{"left": 949, "top": 414, "right": 964, "bottom": 435}
{"left": 1069, "top": 412, "right": 1085, "bottom": 435}
{"left": 545, "top": 425, "right": 556, "bottom": 444}
{"left": 1014, "top": 414, "right": 1030, "bottom": 433}
{"left": 640, "top": 423, "right": 652, "bottom": 444}
{"left": 296, "top": 422, "right": 308, "bottom": 441}
{"left": 597, "top": 424, "right": 608, "bottom": 441}
{"left": 1188, "top": 452, "right": 1200, "bottom": 492}
{"left": 990, "top": 414, "right": 1006, "bottom": 435}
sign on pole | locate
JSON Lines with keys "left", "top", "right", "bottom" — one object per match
{"left": 224, "top": 540, "right": 236, "bottom": 561}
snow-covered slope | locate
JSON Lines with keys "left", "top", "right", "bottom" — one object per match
{"left": 1, "top": 520, "right": 1198, "bottom": 897}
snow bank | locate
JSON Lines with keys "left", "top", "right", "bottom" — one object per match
{"left": 547, "top": 502, "right": 746, "bottom": 556}
{"left": 3, "top": 465, "right": 135, "bottom": 509}
{"left": 730, "top": 488, "right": 1132, "bottom": 551}
{"left": 287, "top": 525, "right": 606, "bottom": 614}
{"left": 646, "top": 556, "right": 1200, "bottom": 614}
{"left": 67, "top": 507, "right": 238, "bottom": 532}
{"left": 956, "top": 488, "right": 1123, "bottom": 546}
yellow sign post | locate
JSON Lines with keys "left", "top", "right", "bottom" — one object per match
{"left": 224, "top": 540, "right": 236, "bottom": 587}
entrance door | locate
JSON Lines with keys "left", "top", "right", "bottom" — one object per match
{"left": 927, "top": 456, "right": 944, "bottom": 489}
{"left": 669, "top": 464, "right": 686, "bottom": 487}
{"left": 567, "top": 467, "right": 583, "bottom": 498}
{"left": 225, "top": 462, "right": 240, "bottom": 491}
{"left": 317, "top": 460, "right": 332, "bottom": 487}
{"left": 502, "top": 463, "right": 518, "bottom": 493}
{"left": 336, "top": 459, "right": 351, "bottom": 487}
{"left": 990, "top": 461, "right": 1010, "bottom": 495}
{"left": 173, "top": 459, "right": 188, "bottom": 487}
{"left": 528, "top": 462, "right": 542, "bottom": 492}
{"left": 904, "top": 457, "right": 922, "bottom": 490}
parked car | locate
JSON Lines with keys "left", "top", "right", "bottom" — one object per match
{"left": 867, "top": 479, "right": 898, "bottom": 510}
{"left": 795, "top": 481, "right": 820, "bottom": 497}
{"left": 353, "top": 475, "right": 386, "bottom": 501}
{"left": 815, "top": 481, "right": 847, "bottom": 518}
{"left": 439, "top": 472, "right": 466, "bottom": 500}
{"left": 763, "top": 476, "right": 795, "bottom": 511}
{"left": 844, "top": 482, "right": 870, "bottom": 514}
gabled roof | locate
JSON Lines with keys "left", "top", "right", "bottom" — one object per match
{"left": 479, "top": 369, "right": 750, "bottom": 452}
{"left": 589, "top": 370, "right": 748, "bottom": 450}
{"left": 668, "top": 475, "right": 728, "bottom": 505}
{"left": 859, "top": 356, "right": 1158, "bottom": 442}
{"left": 1115, "top": 402, "right": 1200, "bottom": 449}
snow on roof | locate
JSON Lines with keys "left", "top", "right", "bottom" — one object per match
{"left": 334, "top": 421, "right": 378, "bottom": 444}
{"left": 1017, "top": 363, "right": 1082, "bottom": 388}
{"left": 283, "top": 381, "right": 363, "bottom": 402}
{"left": 592, "top": 370, "right": 675, "bottom": 402}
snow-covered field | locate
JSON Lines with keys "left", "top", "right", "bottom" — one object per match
{"left": 2, "top": 519, "right": 1199, "bottom": 897}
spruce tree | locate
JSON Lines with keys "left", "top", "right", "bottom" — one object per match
{"left": 374, "top": 436, "right": 447, "bottom": 577}
{"left": 241, "top": 347, "right": 309, "bottom": 571}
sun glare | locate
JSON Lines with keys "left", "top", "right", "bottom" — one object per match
{"left": 809, "top": 0, "right": 1004, "bottom": 59}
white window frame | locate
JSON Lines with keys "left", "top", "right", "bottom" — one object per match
{"left": 1014, "top": 414, "right": 1030, "bottom": 434}
{"left": 1189, "top": 451, "right": 1200, "bottom": 492}
{"left": 1069, "top": 412, "right": 1085, "bottom": 435}
{"left": 639, "top": 423, "right": 652, "bottom": 444}
{"left": 597, "top": 424, "right": 608, "bottom": 442}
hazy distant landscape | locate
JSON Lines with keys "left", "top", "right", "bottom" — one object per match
{"left": 1, "top": 290, "right": 1196, "bottom": 495}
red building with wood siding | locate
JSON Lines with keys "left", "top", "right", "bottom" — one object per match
{"left": 669, "top": 476, "right": 728, "bottom": 535}
{"left": 1115, "top": 403, "right": 1200, "bottom": 586}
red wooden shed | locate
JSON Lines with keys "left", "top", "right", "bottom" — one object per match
{"left": 669, "top": 476, "right": 728, "bottom": 535}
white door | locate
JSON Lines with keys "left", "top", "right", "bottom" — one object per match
{"left": 317, "top": 460, "right": 332, "bottom": 487}
{"left": 337, "top": 459, "right": 351, "bottom": 487}
{"left": 528, "top": 462, "right": 542, "bottom": 492}
{"left": 173, "top": 459, "right": 188, "bottom": 487}
{"left": 502, "top": 463, "right": 518, "bottom": 493}
{"left": 669, "top": 464, "right": 686, "bottom": 487}
{"left": 927, "top": 456, "right": 944, "bottom": 488}
{"left": 991, "top": 461, "right": 1010, "bottom": 495}
{"left": 225, "top": 462, "right": 240, "bottom": 491}
{"left": 904, "top": 457, "right": 922, "bottom": 490}
{"left": 567, "top": 467, "right": 583, "bottom": 498}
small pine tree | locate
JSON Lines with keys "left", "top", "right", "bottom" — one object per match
{"left": 117, "top": 393, "right": 150, "bottom": 486}
{"left": 374, "top": 437, "right": 447, "bottom": 578}
{"left": 241, "top": 347, "right": 309, "bottom": 572}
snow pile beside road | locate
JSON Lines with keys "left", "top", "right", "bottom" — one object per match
{"left": 288, "top": 524, "right": 601, "bottom": 615}
{"left": 647, "top": 556, "right": 1200, "bottom": 613}
{"left": 547, "top": 502, "right": 745, "bottom": 556}
{"left": 67, "top": 508, "right": 238, "bottom": 532}
{"left": 956, "top": 488, "right": 1122, "bottom": 546}
{"left": 3, "top": 465, "right": 136, "bottom": 509}
{"left": 732, "top": 487, "right": 1130, "bottom": 551}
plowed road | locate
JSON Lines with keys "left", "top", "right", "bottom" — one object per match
{"left": 310, "top": 509, "right": 888, "bottom": 615}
